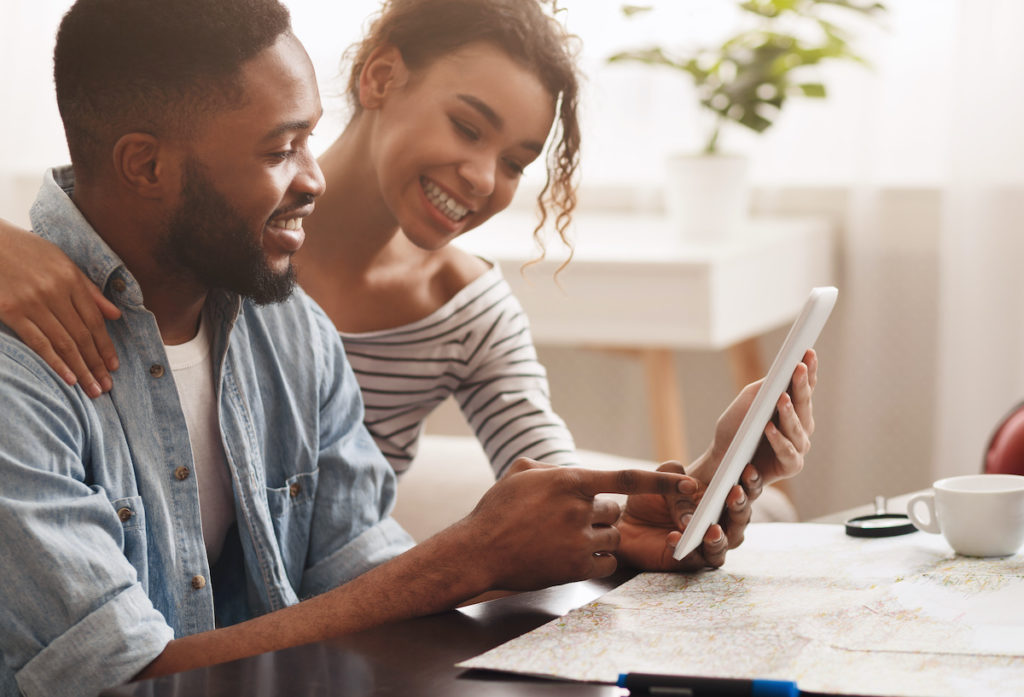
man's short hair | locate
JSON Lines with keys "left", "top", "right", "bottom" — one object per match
{"left": 54, "top": 0, "right": 292, "bottom": 179}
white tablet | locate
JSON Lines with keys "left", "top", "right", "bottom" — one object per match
{"left": 672, "top": 286, "right": 838, "bottom": 560}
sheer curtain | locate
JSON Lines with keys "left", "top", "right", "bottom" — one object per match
{"left": 932, "top": 0, "right": 1024, "bottom": 479}
{"left": 806, "top": 0, "right": 1024, "bottom": 489}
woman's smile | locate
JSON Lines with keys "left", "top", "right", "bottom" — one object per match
{"left": 421, "top": 177, "right": 471, "bottom": 223}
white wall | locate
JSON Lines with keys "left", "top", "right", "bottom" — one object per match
{"left": 0, "top": 0, "right": 955, "bottom": 191}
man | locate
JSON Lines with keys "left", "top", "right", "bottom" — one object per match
{"left": 0, "top": 1, "right": 798, "bottom": 695}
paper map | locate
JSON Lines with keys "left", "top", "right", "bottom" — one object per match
{"left": 458, "top": 524, "right": 1024, "bottom": 696}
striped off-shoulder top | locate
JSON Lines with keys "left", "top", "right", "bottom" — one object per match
{"left": 339, "top": 264, "right": 578, "bottom": 477}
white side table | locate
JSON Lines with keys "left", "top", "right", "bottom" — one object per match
{"left": 456, "top": 212, "right": 835, "bottom": 463}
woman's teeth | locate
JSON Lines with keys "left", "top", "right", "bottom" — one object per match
{"left": 422, "top": 179, "right": 469, "bottom": 222}
{"left": 275, "top": 218, "right": 302, "bottom": 231}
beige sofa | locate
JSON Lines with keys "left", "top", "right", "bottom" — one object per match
{"left": 392, "top": 434, "right": 797, "bottom": 542}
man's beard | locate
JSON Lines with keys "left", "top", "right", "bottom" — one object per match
{"left": 159, "top": 158, "right": 296, "bottom": 305}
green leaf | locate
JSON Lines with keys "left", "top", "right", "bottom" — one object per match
{"left": 620, "top": 4, "right": 653, "bottom": 18}
{"left": 607, "top": 47, "right": 689, "bottom": 72}
{"left": 812, "top": 0, "right": 887, "bottom": 17}
{"left": 796, "top": 82, "right": 827, "bottom": 97}
{"left": 738, "top": 110, "right": 774, "bottom": 133}
{"left": 739, "top": 1, "right": 779, "bottom": 18}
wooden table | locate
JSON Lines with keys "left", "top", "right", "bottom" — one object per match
{"left": 456, "top": 212, "right": 835, "bottom": 464}
{"left": 101, "top": 574, "right": 631, "bottom": 697}
{"left": 102, "top": 558, "right": 877, "bottom": 697}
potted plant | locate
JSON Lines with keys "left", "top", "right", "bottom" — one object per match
{"left": 608, "top": 0, "right": 887, "bottom": 242}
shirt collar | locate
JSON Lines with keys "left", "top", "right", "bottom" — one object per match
{"left": 29, "top": 166, "right": 141, "bottom": 305}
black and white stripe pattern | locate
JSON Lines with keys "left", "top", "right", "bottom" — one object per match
{"left": 340, "top": 265, "right": 577, "bottom": 477}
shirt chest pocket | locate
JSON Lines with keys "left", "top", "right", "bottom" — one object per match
{"left": 110, "top": 495, "right": 149, "bottom": 590}
{"left": 266, "top": 470, "right": 319, "bottom": 580}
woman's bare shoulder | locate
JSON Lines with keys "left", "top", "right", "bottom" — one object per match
{"left": 433, "top": 245, "right": 492, "bottom": 299}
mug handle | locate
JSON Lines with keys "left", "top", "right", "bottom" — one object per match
{"left": 906, "top": 492, "right": 941, "bottom": 534}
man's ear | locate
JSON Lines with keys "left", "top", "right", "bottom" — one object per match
{"left": 111, "top": 133, "right": 175, "bottom": 200}
{"left": 358, "top": 44, "right": 409, "bottom": 110}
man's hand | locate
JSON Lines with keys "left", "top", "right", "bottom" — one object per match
{"left": 455, "top": 459, "right": 693, "bottom": 591}
{"left": 614, "top": 461, "right": 740, "bottom": 571}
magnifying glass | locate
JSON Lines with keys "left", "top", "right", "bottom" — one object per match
{"left": 844, "top": 496, "right": 917, "bottom": 538}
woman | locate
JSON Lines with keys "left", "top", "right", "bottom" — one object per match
{"left": 297, "top": 0, "right": 583, "bottom": 475}
{"left": 0, "top": 0, "right": 815, "bottom": 498}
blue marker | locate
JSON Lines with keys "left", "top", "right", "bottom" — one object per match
{"left": 617, "top": 673, "right": 800, "bottom": 697}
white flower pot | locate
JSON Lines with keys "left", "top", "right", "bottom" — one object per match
{"left": 663, "top": 153, "right": 750, "bottom": 243}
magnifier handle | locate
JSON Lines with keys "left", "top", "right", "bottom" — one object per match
{"left": 906, "top": 492, "right": 941, "bottom": 534}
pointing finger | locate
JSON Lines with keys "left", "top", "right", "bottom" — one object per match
{"left": 571, "top": 468, "right": 690, "bottom": 498}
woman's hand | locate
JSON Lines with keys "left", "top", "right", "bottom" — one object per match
{"left": 0, "top": 218, "right": 121, "bottom": 396}
{"left": 692, "top": 349, "right": 818, "bottom": 487}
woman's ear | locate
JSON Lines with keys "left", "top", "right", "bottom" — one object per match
{"left": 111, "top": 133, "right": 174, "bottom": 200}
{"left": 359, "top": 44, "right": 409, "bottom": 110}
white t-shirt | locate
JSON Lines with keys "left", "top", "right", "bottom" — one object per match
{"left": 164, "top": 310, "right": 234, "bottom": 564}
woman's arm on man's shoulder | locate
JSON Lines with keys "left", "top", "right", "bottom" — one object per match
{"left": 0, "top": 217, "right": 121, "bottom": 396}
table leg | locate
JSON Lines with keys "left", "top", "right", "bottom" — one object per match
{"left": 641, "top": 348, "right": 688, "bottom": 464}
{"left": 727, "top": 337, "right": 764, "bottom": 391}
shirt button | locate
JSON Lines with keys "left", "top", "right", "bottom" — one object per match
{"left": 191, "top": 575, "right": 206, "bottom": 590}
{"left": 289, "top": 482, "right": 301, "bottom": 498}
{"left": 149, "top": 364, "right": 165, "bottom": 378}
{"left": 111, "top": 278, "right": 127, "bottom": 293}
{"left": 117, "top": 507, "right": 134, "bottom": 522}
{"left": 174, "top": 466, "right": 191, "bottom": 481}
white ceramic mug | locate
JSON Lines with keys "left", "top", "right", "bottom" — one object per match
{"left": 906, "top": 474, "right": 1024, "bottom": 556}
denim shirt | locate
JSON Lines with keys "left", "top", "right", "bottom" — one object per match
{"left": 0, "top": 168, "right": 415, "bottom": 697}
